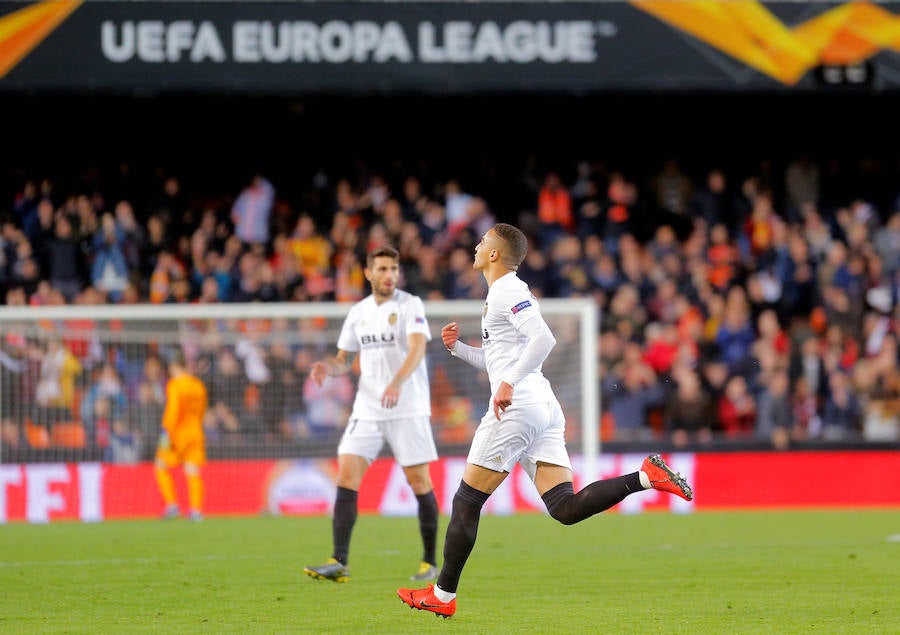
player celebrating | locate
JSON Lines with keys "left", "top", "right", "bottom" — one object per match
{"left": 304, "top": 246, "right": 440, "bottom": 583}
{"left": 155, "top": 350, "right": 209, "bottom": 521}
{"left": 398, "top": 223, "right": 693, "bottom": 617}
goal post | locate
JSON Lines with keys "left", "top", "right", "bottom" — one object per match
{"left": 0, "top": 299, "right": 599, "bottom": 478}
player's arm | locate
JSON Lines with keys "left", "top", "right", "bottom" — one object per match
{"left": 159, "top": 381, "right": 181, "bottom": 449}
{"left": 494, "top": 315, "right": 556, "bottom": 419}
{"left": 442, "top": 322, "right": 486, "bottom": 370}
{"left": 381, "top": 332, "right": 427, "bottom": 408}
{"left": 310, "top": 349, "right": 356, "bottom": 386}
{"left": 161, "top": 381, "right": 182, "bottom": 434}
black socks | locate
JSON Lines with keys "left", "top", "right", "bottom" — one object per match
{"left": 436, "top": 481, "right": 489, "bottom": 594}
{"left": 331, "top": 486, "right": 358, "bottom": 565}
{"left": 416, "top": 490, "right": 439, "bottom": 566}
{"left": 541, "top": 473, "right": 642, "bottom": 525}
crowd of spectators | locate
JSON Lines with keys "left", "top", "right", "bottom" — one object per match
{"left": 2, "top": 147, "right": 900, "bottom": 460}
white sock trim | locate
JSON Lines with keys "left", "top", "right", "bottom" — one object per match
{"left": 434, "top": 585, "right": 456, "bottom": 603}
{"left": 639, "top": 470, "right": 651, "bottom": 489}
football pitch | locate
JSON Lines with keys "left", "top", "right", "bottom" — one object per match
{"left": 2, "top": 510, "right": 898, "bottom": 634}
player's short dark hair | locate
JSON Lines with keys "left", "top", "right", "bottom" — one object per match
{"left": 493, "top": 223, "right": 528, "bottom": 269}
{"left": 367, "top": 245, "right": 399, "bottom": 268}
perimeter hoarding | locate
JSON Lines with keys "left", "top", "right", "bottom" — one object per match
{"left": 2, "top": 452, "right": 898, "bottom": 523}
{"left": 1, "top": 1, "right": 899, "bottom": 94}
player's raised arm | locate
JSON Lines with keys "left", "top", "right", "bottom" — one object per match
{"left": 443, "top": 322, "right": 487, "bottom": 370}
{"left": 441, "top": 322, "right": 460, "bottom": 351}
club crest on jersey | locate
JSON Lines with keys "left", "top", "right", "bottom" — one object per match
{"left": 510, "top": 300, "right": 532, "bottom": 314}
{"left": 388, "top": 313, "right": 398, "bottom": 325}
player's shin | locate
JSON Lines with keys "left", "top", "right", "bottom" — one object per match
{"left": 436, "top": 481, "right": 489, "bottom": 594}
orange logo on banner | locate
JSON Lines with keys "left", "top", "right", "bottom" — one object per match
{"left": 1, "top": 1, "right": 899, "bottom": 85}
{"left": 0, "top": 0, "right": 82, "bottom": 78}
{"left": 632, "top": 0, "right": 900, "bottom": 85}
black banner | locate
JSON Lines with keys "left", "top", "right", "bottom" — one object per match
{"left": 1, "top": 1, "right": 899, "bottom": 94}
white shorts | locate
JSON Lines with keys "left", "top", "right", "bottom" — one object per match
{"left": 337, "top": 416, "right": 438, "bottom": 467}
{"left": 468, "top": 400, "right": 572, "bottom": 481}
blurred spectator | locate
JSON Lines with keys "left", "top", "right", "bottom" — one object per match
{"left": 202, "top": 348, "right": 248, "bottom": 444}
{"left": 139, "top": 214, "right": 170, "bottom": 283}
{"left": 821, "top": 371, "right": 862, "bottom": 440}
{"left": 403, "top": 244, "right": 445, "bottom": 301}
{"left": 755, "top": 367, "right": 792, "bottom": 449}
{"left": 127, "top": 380, "right": 166, "bottom": 459}
{"left": 443, "top": 178, "right": 474, "bottom": 240}
{"left": 91, "top": 212, "right": 131, "bottom": 302}
{"left": 288, "top": 212, "right": 333, "bottom": 280}
{"left": 784, "top": 153, "right": 821, "bottom": 222}
{"left": 231, "top": 174, "right": 275, "bottom": 248}
{"left": 650, "top": 157, "right": 693, "bottom": 238}
{"left": 664, "top": 366, "right": 714, "bottom": 448}
{"left": 715, "top": 288, "right": 756, "bottom": 374}
{"left": 400, "top": 175, "right": 427, "bottom": 222}
{"left": 537, "top": 171, "right": 573, "bottom": 247}
{"left": 106, "top": 418, "right": 141, "bottom": 463}
{"left": 301, "top": 367, "right": 353, "bottom": 440}
{"left": 600, "top": 173, "right": 637, "bottom": 255}
{"left": 690, "top": 167, "right": 731, "bottom": 227}
{"left": 872, "top": 211, "right": 900, "bottom": 274}
{"left": 44, "top": 214, "right": 87, "bottom": 302}
{"left": 602, "top": 353, "right": 665, "bottom": 441}
{"left": 445, "top": 246, "right": 485, "bottom": 299}
{"left": 717, "top": 375, "right": 757, "bottom": 438}
{"left": 860, "top": 364, "right": 900, "bottom": 442}
{"left": 0, "top": 332, "right": 28, "bottom": 444}
{"left": 517, "top": 238, "right": 557, "bottom": 298}
{"left": 81, "top": 362, "right": 126, "bottom": 421}
{"left": 33, "top": 338, "right": 82, "bottom": 427}
{"left": 706, "top": 223, "right": 739, "bottom": 293}
{"left": 259, "top": 340, "right": 301, "bottom": 441}
{"left": 113, "top": 200, "right": 145, "bottom": 272}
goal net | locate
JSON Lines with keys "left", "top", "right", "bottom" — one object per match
{"left": 0, "top": 299, "right": 598, "bottom": 474}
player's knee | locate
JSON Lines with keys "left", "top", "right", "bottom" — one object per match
{"left": 405, "top": 472, "right": 433, "bottom": 494}
{"left": 542, "top": 481, "right": 578, "bottom": 525}
{"left": 548, "top": 505, "right": 579, "bottom": 525}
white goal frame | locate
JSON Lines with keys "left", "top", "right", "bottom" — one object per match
{"left": 0, "top": 299, "right": 599, "bottom": 478}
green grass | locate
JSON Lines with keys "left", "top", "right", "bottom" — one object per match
{"left": 1, "top": 510, "right": 898, "bottom": 634}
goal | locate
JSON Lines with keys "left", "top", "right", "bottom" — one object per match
{"left": 0, "top": 299, "right": 598, "bottom": 476}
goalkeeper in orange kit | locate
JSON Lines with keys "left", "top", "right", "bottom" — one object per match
{"left": 154, "top": 351, "right": 209, "bottom": 521}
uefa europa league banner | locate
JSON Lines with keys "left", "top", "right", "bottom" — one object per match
{"left": 1, "top": 1, "right": 900, "bottom": 93}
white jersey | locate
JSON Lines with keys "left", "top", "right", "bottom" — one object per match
{"left": 481, "top": 272, "right": 556, "bottom": 404}
{"left": 337, "top": 289, "right": 432, "bottom": 420}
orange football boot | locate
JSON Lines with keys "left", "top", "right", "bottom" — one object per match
{"left": 397, "top": 584, "right": 456, "bottom": 618}
{"left": 641, "top": 454, "right": 694, "bottom": 501}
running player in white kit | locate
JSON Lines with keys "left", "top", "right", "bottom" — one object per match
{"left": 398, "top": 223, "right": 693, "bottom": 617}
{"left": 304, "top": 246, "right": 440, "bottom": 584}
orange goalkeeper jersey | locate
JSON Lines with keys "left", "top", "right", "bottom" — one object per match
{"left": 162, "top": 373, "right": 208, "bottom": 447}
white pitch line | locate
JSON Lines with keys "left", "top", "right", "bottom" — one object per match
{"left": 0, "top": 552, "right": 294, "bottom": 568}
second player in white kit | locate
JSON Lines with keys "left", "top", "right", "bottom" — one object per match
{"left": 304, "top": 246, "right": 440, "bottom": 584}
